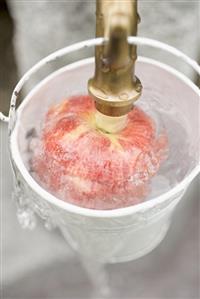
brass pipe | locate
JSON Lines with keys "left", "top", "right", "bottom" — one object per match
{"left": 88, "top": 0, "right": 142, "bottom": 118}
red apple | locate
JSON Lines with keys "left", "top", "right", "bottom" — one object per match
{"left": 32, "top": 95, "right": 168, "bottom": 210}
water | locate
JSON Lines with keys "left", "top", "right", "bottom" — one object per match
{"left": 141, "top": 100, "right": 194, "bottom": 200}
{"left": 25, "top": 94, "right": 194, "bottom": 209}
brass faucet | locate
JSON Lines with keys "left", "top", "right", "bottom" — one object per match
{"left": 88, "top": 0, "right": 142, "bottom": 120}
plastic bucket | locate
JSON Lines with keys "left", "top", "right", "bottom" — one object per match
{"left": 1, "top": 37, "right": 199, "bottom": 263}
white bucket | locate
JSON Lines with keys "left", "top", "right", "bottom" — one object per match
{"left": 1, "top": 37, "right": 200, "bottom": 263}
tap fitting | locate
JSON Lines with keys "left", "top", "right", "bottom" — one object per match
{"left": 88, "top": 0, "right": 142, "bottom": 118}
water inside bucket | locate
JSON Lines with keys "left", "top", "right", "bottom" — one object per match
{"left": 14, "top": 58, "right": 199, "bottom": 211}
{"left": 29, "top": 94, "right": 168, "bottom": 209}
{"left": 26, "top": 90, "right": 193, "bottom": 210}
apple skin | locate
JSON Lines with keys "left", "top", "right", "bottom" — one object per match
{"left": 32, "top": 95, "right": 168, "bottom": 210}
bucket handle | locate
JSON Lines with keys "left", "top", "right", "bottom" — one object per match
{"left": 0, "top": 112, "right": 9, "bottom": 123}
{"left": 1, "top": 37, "right": 199, "bottom": 127}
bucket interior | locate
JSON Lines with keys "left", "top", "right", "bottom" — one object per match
{"left": 12, "top": 57, "right": 199, "bottom": 206}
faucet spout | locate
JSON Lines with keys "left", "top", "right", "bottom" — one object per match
{"left": 88, "top": 0, "right": 142, "bottom": 117}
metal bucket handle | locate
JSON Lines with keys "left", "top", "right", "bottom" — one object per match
{"left": 1, "top": 37, "right": 200, "bottom": 132}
